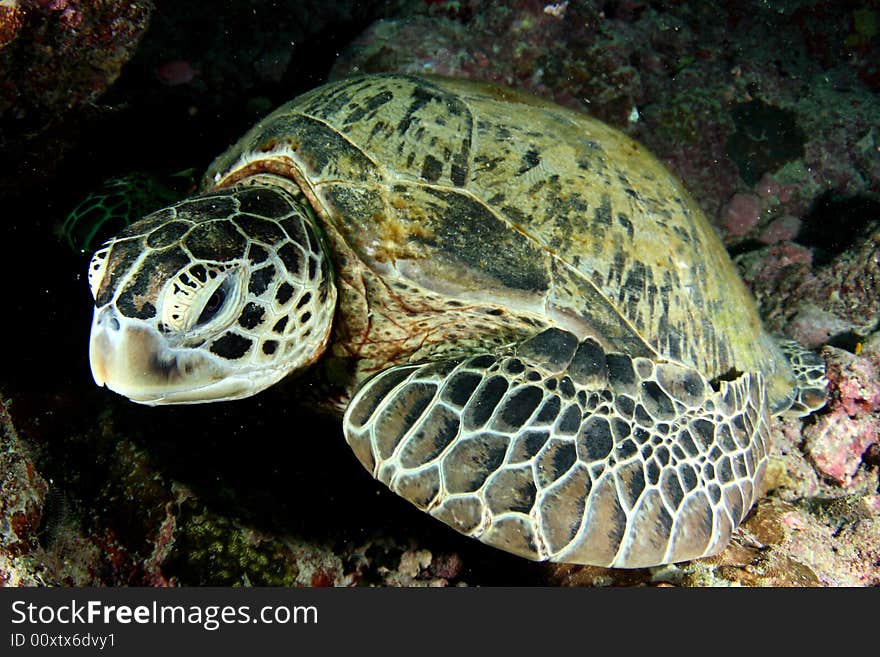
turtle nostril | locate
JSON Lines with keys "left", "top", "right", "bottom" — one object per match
{"left": 97, "top": 307, "right": 121, "bottom": 331}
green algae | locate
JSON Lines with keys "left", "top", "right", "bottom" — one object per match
{"left": 163, "top": 499, "right": 300, "bottom": 587}
{"left": 647, "top": 87, "right": 723, "bottom": 145}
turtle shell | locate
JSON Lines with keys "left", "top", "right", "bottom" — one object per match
{"left": 205, "top": 74, "right": 794, "bottom": 406}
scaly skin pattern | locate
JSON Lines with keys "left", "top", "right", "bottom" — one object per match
{"left": 345, "top": 329, "right": 770, "bottom": 567}
{"left": 88, "top": 184, "right": 337, "bottom": 404}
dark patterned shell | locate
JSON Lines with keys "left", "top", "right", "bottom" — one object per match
{"left": 205, "top": 74, "right": 793, "bottom": 406}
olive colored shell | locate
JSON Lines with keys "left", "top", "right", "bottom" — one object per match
{"left": 206, "top": 74, "right": 792, "bottom": 405}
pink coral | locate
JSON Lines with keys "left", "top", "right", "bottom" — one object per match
{"left": 722, "top": 192, "right": 762, "bottom": 237}
{"left": 803, "top": 344, "right": 880, "bottom": 486}
{"left": 826, "top": 344, "right": 880, "bottom": 417}
{"left": 804, "top": 413, "right": 878, "bottom": 486}
{"left": 756, "top": 172, "right": 794, "bottom": 203}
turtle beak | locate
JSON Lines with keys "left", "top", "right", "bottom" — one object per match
{"left": 88, "top": 305, "right": 234, "bottom": 405}
{"left": 88, "top": 306, "right": 122, "bottom": 390}
{"left": 89, "top": 305, "right": 179, "bottom": 403}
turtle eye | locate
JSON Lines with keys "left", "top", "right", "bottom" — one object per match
{"left": 195, "top": 280, "right": 230, "bottom": 326}
{"left": 162, "top": 264, "right": 241, "bottom": 333}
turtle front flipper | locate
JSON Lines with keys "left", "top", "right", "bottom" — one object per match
{"left": 343, "top": 328, "right": 771, "bottom": 568}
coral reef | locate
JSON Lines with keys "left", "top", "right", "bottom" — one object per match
{"left": 0, "top": 0, "right": 153, "bottom": 118}
{"left": 0, "top": 395, "right": 482, "bottom": 587}
{"left": 0, "top": 0, "right": 154, "bottom": 198}
{"left": 741, "top": 220, "right": 880, "bottom": 348}
{"left": 721, "top": 192, "right": 763, "bottom": 238}
{"left": 804, "top": 339, "right": 880, "bottom": 487}
{"left": 0, "top": 397, "right": 50, "bottom": 586}
{"left": 0, "top": 1, "right": 25, "bottom": 49}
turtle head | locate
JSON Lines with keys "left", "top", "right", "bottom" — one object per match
{"left": 87, "top": 183, "right": 337, "bottom": 405}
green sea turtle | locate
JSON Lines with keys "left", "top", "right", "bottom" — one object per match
{"left": 86, "top": 74, "right": 827, "bottom": 568}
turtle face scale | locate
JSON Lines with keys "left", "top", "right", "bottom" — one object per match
{"left": 87, "top": 184, "right": 337, "bottom": 405}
